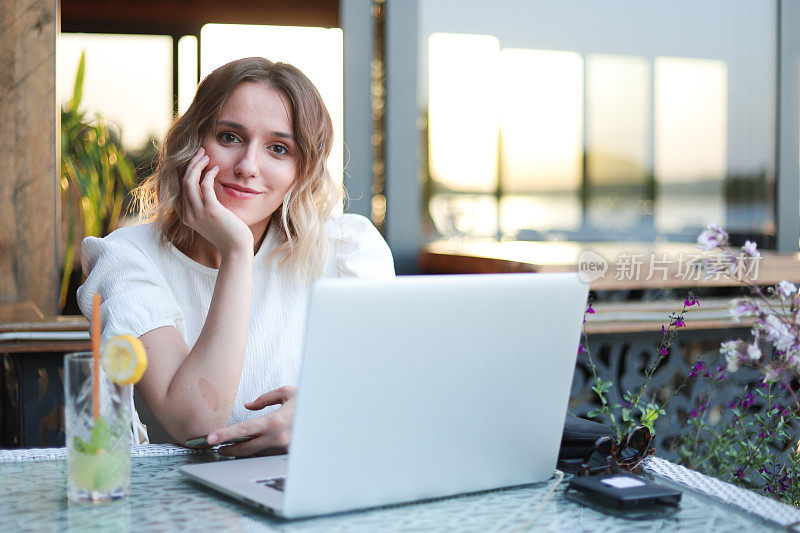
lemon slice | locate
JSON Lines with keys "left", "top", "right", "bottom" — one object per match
{"left": 101, "top": 335, "right": 148, "bottom": 385}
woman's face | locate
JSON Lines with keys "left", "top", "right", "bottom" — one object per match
{"left": 201, "top": 81, "right": 298, "bottom": 238}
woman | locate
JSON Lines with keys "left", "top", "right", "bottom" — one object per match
{"left": 77, "top": 57, "right": 395, "bottom": 456}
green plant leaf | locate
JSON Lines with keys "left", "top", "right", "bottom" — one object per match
{"left": 69, "top": 51, "right": 86, "bottom": 112}
{"left": 59, "top": 51, "right": 138, "bottom": 310}
{"left": 73, "top": 435, "right": 91, "bottom": 454}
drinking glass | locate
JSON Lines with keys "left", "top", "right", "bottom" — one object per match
{"left": 64, "top": 351, "right": 131, "bottom": 501}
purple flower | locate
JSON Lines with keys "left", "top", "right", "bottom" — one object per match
{"left": 757, "top": 426, "right": 775, "bottom": 439}
{"left": 715, "top": 364, "right": 727, "bottom": 381}
{"left": 660, "top": 325, "right": 666, "bottom": 334}
{"left": 764, "top": 365, "right": 783, "bottom": 382}
{"left": 689, "top": 360, "right": 706, "bottom": 378}
{"left": 729, "top": 299, "right": 758, "bottom": 320}
{"left": 776, "top": 281, "right": 797, "bottom": 299}
{"left": 746, "top": 343, "right": 762, "bottom": 362}
{"left": 583, "top": 303, "right": 595, "bottom": 323}
{"left": 578, "top": 345, "right": 585, "bottom": 355}
{"left": 734, "top": 467, "right": 745, "bottom": 480}
{"left": 689, "top": 400, "right": 708, "bottom": 418}
{"left": 721, "top": 340, "right": 747, "bottom": 372}
{"left": 785, "top": 350, "right": 800, "bottom": 370}
{"left": 721, "top": 340, "right": 744, "bottom": 356}
{"left": 673, "top": 317, "right": 686, "bottom": 328}
{"left": 621, "top": 399, "right": 634, "bottom": 409}
{"left": 742, "top": 391, "right": 755, "bottom": 409}
{"left": 726, "top": 400, "right": 737, "bottom": 409}
{"left": 771, "top": 403, "right": 790, "bottom": 417}
{"left": 684, "top": 295, "right": 700, "bottom": 307}
{"left": 742, "top": 240, "right": 759, "bottom": 258}
{"left": 697, "top": 223, "right": 729, "bottom": 251}
{"left": 660, "top": 346, "right": 669, "bottom": 356}
{"left": 759, "top": 315, "right": 795, "bottom": 351}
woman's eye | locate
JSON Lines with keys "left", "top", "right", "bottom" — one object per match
{"left": 218, "top": 132, "right": 240, "bottom": 144}
{"left": 270, "top": 144, "right": 289, "bottom": 155}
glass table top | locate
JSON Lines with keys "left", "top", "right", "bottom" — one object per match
{"left": 0, "top": 453, "right": 785, "bottom": 532}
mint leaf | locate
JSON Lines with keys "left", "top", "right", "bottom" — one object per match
{"left": 73, "top": 436, "right": 91, "bottom": 454}
{"left": 89, "top": 416, "right": 111, "bottom": 451}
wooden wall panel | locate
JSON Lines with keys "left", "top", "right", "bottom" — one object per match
{"left": 0, "top": 0, "right": 58, "bottom": 316}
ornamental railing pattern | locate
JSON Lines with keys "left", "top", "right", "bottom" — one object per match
{"left": 570, "top": 326, "right": 792, "bottom": 462}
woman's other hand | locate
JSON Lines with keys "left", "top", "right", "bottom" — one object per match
{"left": 208, "top": 386, "right": 297, "bottom": 457}
{"left": 181, "top": 147, "right": 254, "bottom": 255}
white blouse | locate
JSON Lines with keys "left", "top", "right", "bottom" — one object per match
{"left": 77, "top": 214, "right": 395, "bottom": 441}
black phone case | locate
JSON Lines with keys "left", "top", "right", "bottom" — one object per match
{"left": 184, "top": 436, "right": 252, "bottom": 449}
{"left": 567, "top": 473, "right": 682, "bottom": 509}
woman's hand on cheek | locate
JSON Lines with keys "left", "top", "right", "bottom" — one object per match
{"left": 210, "top": 386, "right": 297, "bottom": 457}
{"left": 181, "top": 147, "right": 254, "bottom": 255}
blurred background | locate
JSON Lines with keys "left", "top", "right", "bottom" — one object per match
{"left": 46, "top": 0, "right": 797, "bottom": 292}
{"left": 3, "top": 0, "right": 800, "bottom": 448}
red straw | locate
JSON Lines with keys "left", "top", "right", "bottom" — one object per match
{"left": 92, "top": 294, "right": 101, "bottom": 422}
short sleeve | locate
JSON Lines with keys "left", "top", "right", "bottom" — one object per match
{"left": 77, "top": 234, "right": 185, "bottom": 345}
{"left": 332, "top": 214, "right": 395, "bottom": 278}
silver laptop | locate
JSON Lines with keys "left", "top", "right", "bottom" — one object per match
{"left": 180, "top": 273, "right": 588, "bottom": 519}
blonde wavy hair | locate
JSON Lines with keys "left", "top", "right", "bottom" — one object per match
{"left": 134, "top": 57, "right": 341, "bottom": 279}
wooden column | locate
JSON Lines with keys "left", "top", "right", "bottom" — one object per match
{"left": 0, "top": 1, "right": 59, "bottom": 316}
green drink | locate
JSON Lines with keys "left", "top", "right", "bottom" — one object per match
{"left": 65, "top": 352, "right": 131, "bottom": 501}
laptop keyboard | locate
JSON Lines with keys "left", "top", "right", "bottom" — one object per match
{"left": 254, "top": 477, "right": 286, "bottom": 492}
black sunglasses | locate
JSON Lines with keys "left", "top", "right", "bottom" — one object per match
{"left": 578, "top": 425, "right": 655, "bottom": 477}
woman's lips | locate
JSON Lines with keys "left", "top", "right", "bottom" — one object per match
{"left": 219, "top": 182, "right": 260, "bottom": 199}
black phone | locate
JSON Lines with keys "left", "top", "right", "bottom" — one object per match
{"left": 566, "top": 473, "right": 681, "bottom": 516}
{"left": 184, "top": 435, "right": 253, "bottom": 449}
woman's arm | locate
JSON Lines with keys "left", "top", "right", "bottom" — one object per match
{"left": 136, "top": 250, "right": 252, "bottom": 441}
{"left": 135, "top": 148, "right": 255, "bottom": 442}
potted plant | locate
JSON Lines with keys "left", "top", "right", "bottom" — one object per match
{"left": 60, "top": 52, "right": 137, "bottom": 310}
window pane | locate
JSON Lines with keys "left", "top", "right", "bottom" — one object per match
{"left": 499, "top": 49, "right": 583, "bottom": 195}
{"left": 178, "top": 36, "right": 199, "bottom": 116}
{"left": 428, "top": 33, "right": 500, "bottom": 193}
{"left": 58, "top": 34, "right": 172, "bottom": 152}
{"left": 655, "top": 57, "right": 728, "bottom": 235}
{"left": 421, "top": 0, "right": 776, "bottom": 245}
{"left": 586, "top": 54, "right": 650, "bottom": 232}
